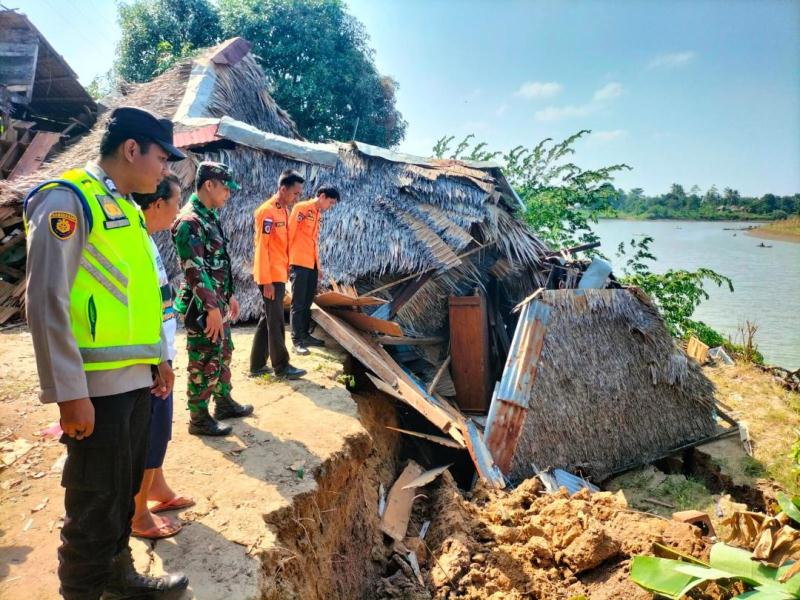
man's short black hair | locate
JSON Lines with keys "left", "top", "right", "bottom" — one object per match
{"left": 315, "top": 185, "right": 340, "bottom": 200}
{"left": 278, "top": 169, "right": 305, "bottom": 189}
{"left": 99, "top": 129, "right": 155, "bottom": 159}
{"left": 132, "top": 174, "right": 181, "bottom": 210}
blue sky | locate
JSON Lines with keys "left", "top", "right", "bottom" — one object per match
{"left": 13, "top": 0, "right": 800, "bottom": 196}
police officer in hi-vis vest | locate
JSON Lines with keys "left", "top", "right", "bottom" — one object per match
{"left": 24, "top": 107, "right": 189, "bottom": 600}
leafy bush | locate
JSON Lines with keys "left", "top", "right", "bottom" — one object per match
{"left": 684, "top": 320, "right": 725, "bottom": 348}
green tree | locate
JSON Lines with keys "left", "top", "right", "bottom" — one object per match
{"left": 433, "top": 131, "right": 734, "bottom": 339}
{"left": 116, "top": 0, "right": 221, "bottom": 82}
{"left": 433, "top": 130, "right": 629, "bottom": 248}
{"left": 217, "top": 0, "right": 407, "bottom": 146}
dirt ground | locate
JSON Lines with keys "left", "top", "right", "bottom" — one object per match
{"left": 0, "top": 324, "right": 368, "bottom": 600}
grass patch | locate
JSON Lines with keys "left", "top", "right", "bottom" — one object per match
{"left": 740, "top": 456, "right": 767, "bottom": 478}
{"left": 657, "top": 476, "right": 714, "bottom": 511}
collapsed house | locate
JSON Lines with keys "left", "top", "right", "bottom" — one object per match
{"left": 0, "top": 9, "right": 97, "bottom": 323}
{"left": 0, "top": 36, "right": 729, "bottom": 485}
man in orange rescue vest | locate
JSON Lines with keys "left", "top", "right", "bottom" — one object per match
{"left": 288, "top": 185, "right": 340, "bottom": 355}
{"left": 249, "top": 170, "right": 307, "bottom": 379}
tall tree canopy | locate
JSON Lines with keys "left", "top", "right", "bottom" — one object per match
{"left": 116, "top": 0, "right": 221, "bottom": 82}
{"left": 115, "top": 0, "right": 407, "bottom": 147}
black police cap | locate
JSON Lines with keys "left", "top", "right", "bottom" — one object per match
{"left": 106, "top": 106, "right": 186, "bottom": 162}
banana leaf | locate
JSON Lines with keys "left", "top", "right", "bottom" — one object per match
{"left": 630, "top": 543, "right": 800, "bottom": 599}
{"left": 777, "top": 492, "right": 800, "bottom": 526}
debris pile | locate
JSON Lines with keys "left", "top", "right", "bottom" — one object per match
{"left": 375, "top": 469, "right": 710, "bottom": 599}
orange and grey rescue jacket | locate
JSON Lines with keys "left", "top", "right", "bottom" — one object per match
{"left": 288, "top": 199, "right": 320, "bottom": 270}
{"left": 252, "top": 195, "right": 290, "bottom": 284}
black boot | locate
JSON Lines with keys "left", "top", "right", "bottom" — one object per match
{"left": 101, "top": 548, "right": 188, "bottom": 599}
{"left": 188, "top": 408, "right": 232, "bottom": 436}
{"left": 213, "top": 396, "right": 254, "bottom": 420}
{"left": 274, "top": 364, "right": 307, "bottom": 379}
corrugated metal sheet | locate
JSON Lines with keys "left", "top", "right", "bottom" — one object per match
{"left": 216, "top": 117, "right": 339, "bottom": 167}
{"left": 485, "top": 299, "right": 550, "bottom": 474}
{"left": 495, "top": 300, "right": 551, "bottom": 407}
{"left": 536, "top": 467, "right": 600, "bottom": 495}
{"left": 464, "top": 419, "right": 505, "bottom": 489}
{"left": 173, "top": 123, "right": 220, "bottom": 149}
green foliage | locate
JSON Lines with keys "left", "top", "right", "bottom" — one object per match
{"left": 336, "top": 373, "right": 356, "bottom": 389}
{"left": 217, "top": 0, "right": 406, "bottom": 146}
{"left": 115, "top": 0, "right": 407, "bottom": 146}
{"left": 790, "top": 432, "right": 800, "bottom": 488}
{"left": 86, "top": 70, "right": 117, "bottom": 100}
{"left": 683, "top": 320, "right": 725, "bottom": 348}
{"left": 116, "top": 0, "right": 221, "bottom": 83}
{"left": 433, "top": 132, "right": 738, "bottom": 340}
{"left": 607, "top": 184, "right": 800, "bottom": 221}
{"left": 616, "top": 236, "right": 734, "bottom": 337}
{"left": 433, "top": 131, "right": 630, "bottom": 248}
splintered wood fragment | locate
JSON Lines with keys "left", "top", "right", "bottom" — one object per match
{"left": 314, "top": 292, "right": 387, "bottom": 308}
{"left": 385, "top": 426, "right": 462, "bottom": 449}
{"left": 314, "top": 308, "right": 465, "bottom": 447}
{"left": 401, "top": 464, "right": 452, "bottom": 490}
{"left": 427, "top": 355, "right": 452, "bottom": 395}
{"left": 328, "top": 308, "right": 403, "bottom": 337}
{"left": 366, "top": 374, "right": 405, "bottom": 401}
{"left": 311, "top": 307, "right": 397, "bottom": 385}
{"left": 379, "top": 462, "right": 425, "bottom": 541}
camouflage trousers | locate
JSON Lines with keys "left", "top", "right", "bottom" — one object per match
{"left": 186, "top": 325, "right": 234, "bottom": 412}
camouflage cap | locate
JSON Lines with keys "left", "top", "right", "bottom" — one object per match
{"left": 197, "top": 161, "right": 241, "bottom": 191}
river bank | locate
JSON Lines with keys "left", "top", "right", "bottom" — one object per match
{"left": 595, "top": 219, "right": 800, "bottom": 370}
{"left": 746, "top": 217, "right": 800, "bottom": 243}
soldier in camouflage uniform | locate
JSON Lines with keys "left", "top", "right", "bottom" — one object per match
{"left": 172, "top": 162, "right": 254, "bottom": 436}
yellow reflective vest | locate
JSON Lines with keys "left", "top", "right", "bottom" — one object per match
{"left": 25, "top": 168, "right": 162, "bottom": 371}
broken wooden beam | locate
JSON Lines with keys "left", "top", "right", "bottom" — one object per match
{"left": 328, "top": 308, "right": 403, "bottom": 337}
{"left": 314, "top": 291, "right": 387, "bottom": 308}
{"left": 426, "top": 355, "right": 451, "bottom": 395}
{"left": 384, "top": 426, "right": 462, "bottom": 449}
{"left": 379, "top": 462, "right": 425, "bottom": 541}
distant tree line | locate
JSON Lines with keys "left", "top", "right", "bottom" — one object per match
{"left": 607, "top": 184, "right": 800, "bottom": 221}
{"left": 105, "top": 0, "right": 407, "bottom": 148}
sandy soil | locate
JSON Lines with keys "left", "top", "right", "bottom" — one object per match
{"left": 745, "top": 228, "right": 800, "bottom": 243}
{"left": 0, "top": 324, "right": 366, "bottom": 600}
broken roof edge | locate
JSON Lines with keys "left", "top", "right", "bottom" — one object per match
{"left": 352, "top": 140, "right": 500, "bottom": 171}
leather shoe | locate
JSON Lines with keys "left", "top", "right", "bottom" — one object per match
{"left": 292, "top": 343, "right": 310, "bottom": 356}
{"left": 303, "top": 336, "right": 325, "bottom": 348}
{"left": 102, "top": 548, "right": 188, "bottom": 599}
{"left": 214, "top": 396, "right": 254, "bottom": 420}
{"left": 249, "top": 365, "right": 273, "bottom": 377}
{"left": 275, "top": 364, "right": 307, "bottom": 379}
{"left": 188, "top": 409, "right": 232, "bottom": 436}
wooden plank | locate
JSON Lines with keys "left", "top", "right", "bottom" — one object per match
{"left": 366, "top": 373, "right": 405, "bottom": 402}
{"left": 388, "top": 272, "right": 434, "bottom": 318}
{"left": 379, "top": 462, "right": 425, "bottom": 541}
{"left": 401, "top": 465, "right": 452, "bottom": 490}
{"left": 686, "top": 336, "right": 710, "bottom": 364}
{"left": 427, "top": 355, "right": 451, "bottom": 395}
{"left": 311, "top": 307, "right": 397, "bottom": 385}
{"left": 313, "top": 306, "right": 465, "bottom": 446}
{"left": 384, "top": 426, "right": 463, "bottom": 449}
{"left": 314, "top": 291, "right": 387, "bottom": 308}
{"left": 9, "top": 131, "right": 60, "bottom": 179}
{"left": 375, "top": 335, "right": 443, "bottom": 346}
{"left": 328, "top": 308, "right": 403, "bottom": 337}
{"left": 449, "top": 295, "right": 491, "bottom": 412}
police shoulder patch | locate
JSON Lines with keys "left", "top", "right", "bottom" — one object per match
{"left": 49, "top": 211, "right": 78, "bottom": 240}
{"left": 262, "top": 218, "right": 273, "bottom": 234}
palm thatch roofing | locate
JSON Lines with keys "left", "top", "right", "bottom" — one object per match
{"left": 504, "top": 289, "right": 718, "bottom": 482}
{"left": 0, "top": 38, "right": 550, "bottom": 334}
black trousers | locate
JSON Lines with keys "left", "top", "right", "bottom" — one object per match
{"left": 58, "top": 387, "right": 151, "bottom": 600}
{"left": 249, "top": 282, "right": 289, "bottom": 372}
{"left": 290, "top": 265, "right": 318, "bottom": 344}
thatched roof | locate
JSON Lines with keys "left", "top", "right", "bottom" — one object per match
{"left": 1, "top": 36, "right": 551, "bottom": 334}
{"left": 505, "top": 289, "right": 718, "bottom": 481}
